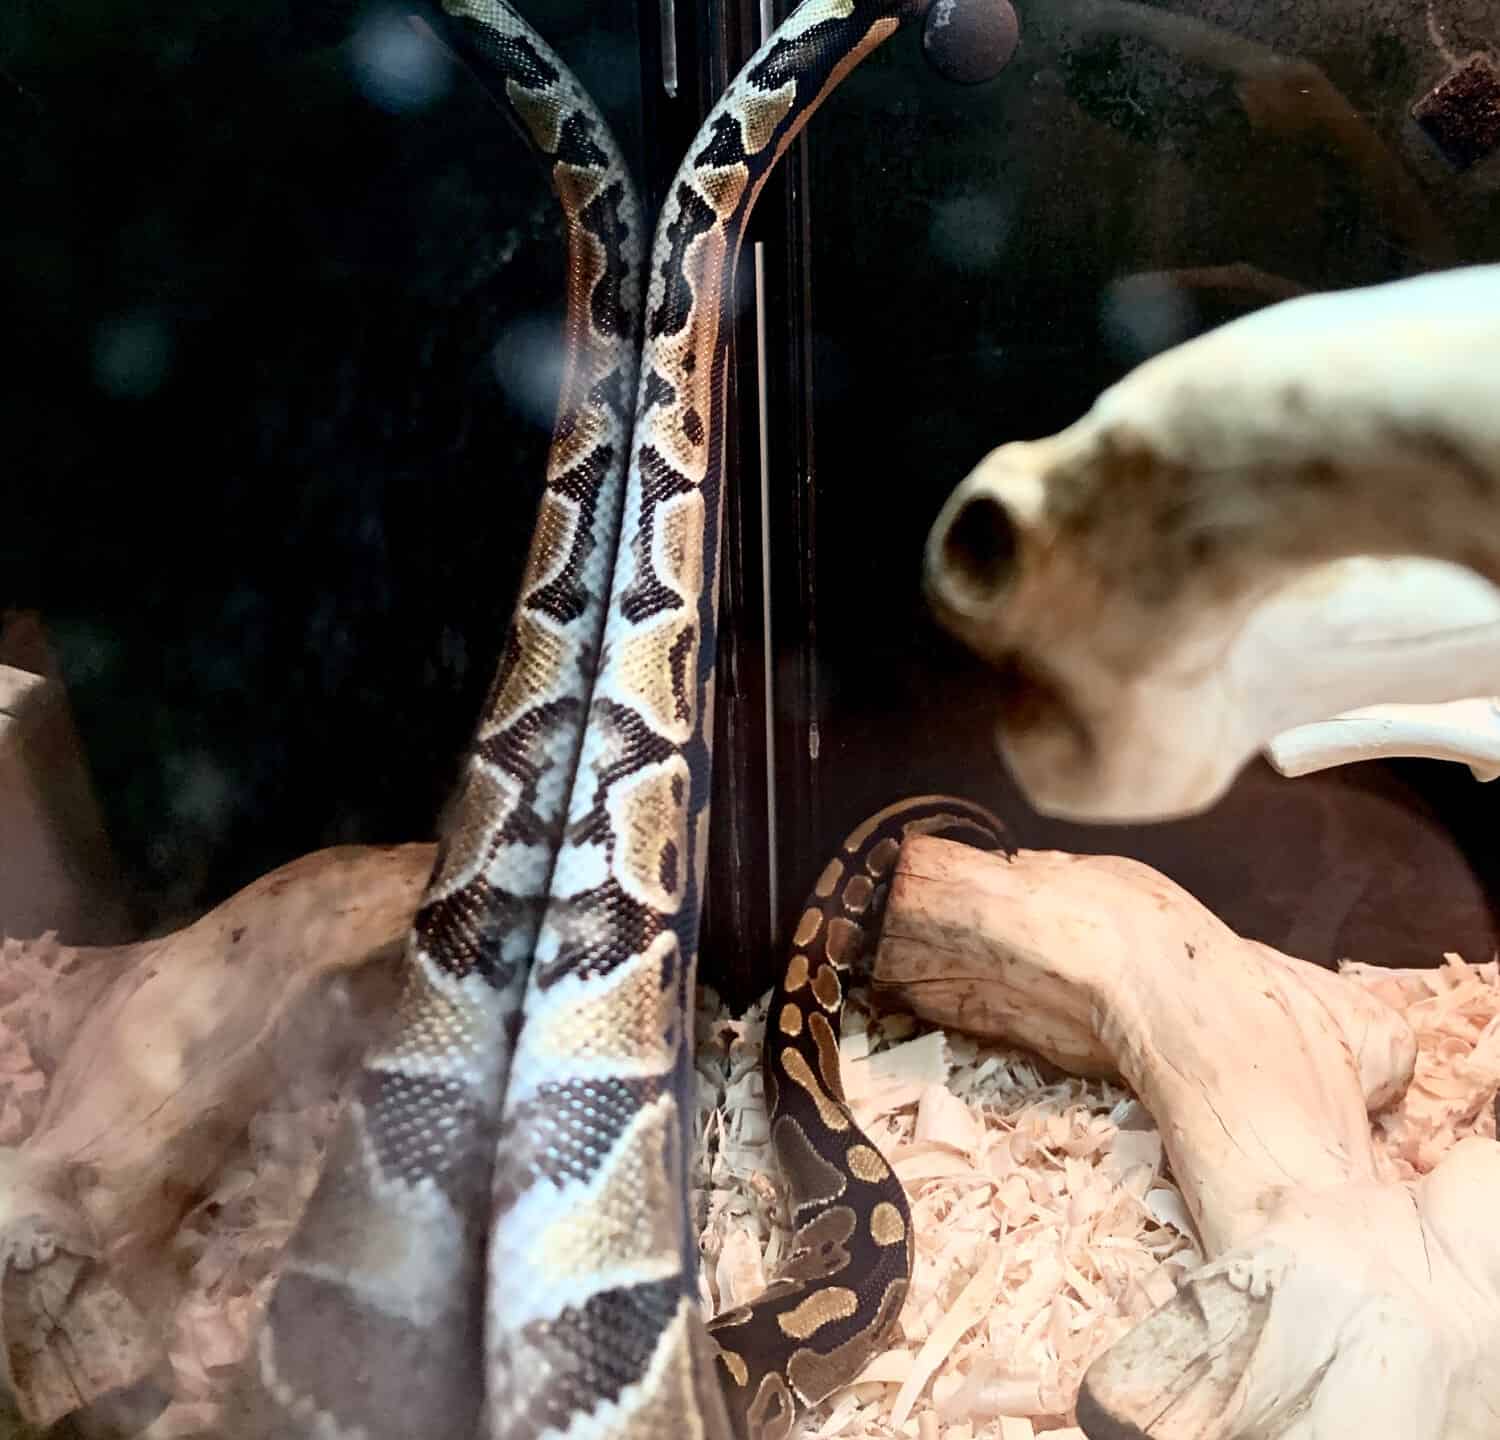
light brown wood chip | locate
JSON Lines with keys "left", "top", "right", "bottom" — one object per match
{"left": 694, "top": 952, "right": 1498, "bottom": 1438}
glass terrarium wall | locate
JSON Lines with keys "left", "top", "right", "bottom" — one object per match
{"left": 3, "top": 0, "right": 661, "bottom": 936}
{"left": 708, "top": 0, "right": 1500, "bottom": 1006}
{"left": 6, "top": 0, "right": 1499, "bottom": 1004}
{"left": 0, "top": 2, "right": 1497, "bottom": 1436}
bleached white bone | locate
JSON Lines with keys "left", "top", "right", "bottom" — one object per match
{"left": 1268, "top": 696, "right": 1500, "bottom": 783}
{"left": 925, "top": 264, "right": 1500, "bottom": 822}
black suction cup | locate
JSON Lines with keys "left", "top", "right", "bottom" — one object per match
{"left": 922, "top": 0, "right": 1020, "bottom": 85}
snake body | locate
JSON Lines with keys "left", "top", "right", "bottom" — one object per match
{"left": 244, "top": 3, "right": 1006, "bottom": 1437}
{"left": 709, "top": 796, "right": 1009, "bottom": 1436}
{"left": 481, "top": 5, "right": 1010, "bottom": 1436}
{"left": 242, "top": 4, "right": 643, "bottom": 1432}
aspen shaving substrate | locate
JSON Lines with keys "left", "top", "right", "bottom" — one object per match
{"left": 692, "top": 952, "right": 1500, "bottom": 1439}
{"left": 0, "top": 937, "right": 1493, "bottom": 1435}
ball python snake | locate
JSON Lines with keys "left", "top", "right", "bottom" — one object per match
{"left": 237, "top": 2, "right": 1009, "bottom": 1437}
{"left": 240, "top": 5, "right": 645, "bottom": 1433}
{"left": 707, "top": 796, "right": 1009, "bottom": 1436}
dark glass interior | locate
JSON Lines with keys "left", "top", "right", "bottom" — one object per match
{"left": 4, "top": 0, "right": 647, "bottom": 933}
{"left": 737, "top": 0, "right": 1500, "bottom": 1004}
{"left": 4, "top": 0, "right": 1498, "bottom": 1001}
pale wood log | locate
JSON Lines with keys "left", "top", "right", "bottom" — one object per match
{"left": 875, "top": 837, "right": 1413, "bottom": 1248}
{"left": 0, "top": 632, "right": 130, "bottom": 947}
{"left": 0, "top": 842, "right": 434, "bottom": 1429}
{"left": 875, "top": 837, "right": 1500, "bottom": 1439}
{"left": 1267, "top": 695, "right": 1500, "bottom": 783}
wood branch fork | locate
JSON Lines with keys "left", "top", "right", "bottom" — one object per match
{"left": 0, "top": 843, "right": 432, "bottom": 1429}
{"left": 875, "top": 835, "right": 1500, "bottom": 1439}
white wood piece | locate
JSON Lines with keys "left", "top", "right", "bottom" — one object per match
{"left": 0, "top": 665, "right": 47, "bottom": 720}
{"left": 876, "top": 837, "right": 1500, "bottom": 1439}
{"left": 0, "top": 622, "right": 128, "bottom": 944}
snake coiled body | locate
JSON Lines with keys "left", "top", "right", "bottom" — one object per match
{"left": 243, "top": 3, "right": 1006, "bottom": 1438}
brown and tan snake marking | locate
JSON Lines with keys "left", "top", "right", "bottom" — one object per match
{"left": 709, "top": 797, "right": 1009, "bottom": 1439}
{"left": 236, "top": 3, "right": 1009, "bottom": 1437}
{"left": 485, "top": 4, "right": 1008, "bottom": 1433}
{"left": 237, "top": 4, "right": 644, "bottom": 1434}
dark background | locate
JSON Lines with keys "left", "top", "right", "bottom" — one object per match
{"left": 777, "top": 0, "right": 1500, "bottom": 1002}
{"left": 3, "top": 0, "right": 1499, "bottom": 1003}
{"left": 3, "top": 0, "right": 640, "bottom": 921}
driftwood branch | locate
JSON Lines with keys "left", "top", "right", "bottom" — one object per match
{"left": 875, "top": 836, "right": 1500, "bottom": 1439}
{"left": 874, "top": 837, "right": 1413, "bottom": 1242}
{"left": 0, "top": 842, "right": 433, "bottom": 1429}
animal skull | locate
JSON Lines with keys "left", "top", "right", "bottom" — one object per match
{"left": 924, "top": 264, "right": 1500, "bottom": 821}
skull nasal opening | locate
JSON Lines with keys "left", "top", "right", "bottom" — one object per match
{"left": 935, "top": 491, "right": 1017, "bottom": 612}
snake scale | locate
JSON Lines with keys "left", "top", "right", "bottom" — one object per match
{"left": 707, "top": 796, "right": 1009, "bottom": 1435}
{"left": 241, "top": 5, "right": 644, "bottom": 1433}
{"left": 238, "top": 2, "right": 1008, "bottom": 1437}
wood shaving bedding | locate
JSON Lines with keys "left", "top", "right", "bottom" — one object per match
{"left": 1345, "top": 952, "right": 1500, "bottom": 1177}
{"left": 694, "top": 988, "right": 1192, "bottom": 1439}
{"left": 0, "top": 934, "right": 71, "bottom": 1143}
{"left": 0, "top": 935, "right": 341, "bottom": 1438}
{"left": 0, "top": 934, "right": 1493, "bottom": 1436}
{"left": 693, "top": 954, "right": 1500, "bottom": 1439}
{"left": 155, "top": 1097, "right": 340, "bottom": 1430}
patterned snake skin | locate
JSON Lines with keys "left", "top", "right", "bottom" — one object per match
{"left": 239, "top": 3, "right": 1008, "bottom": 1438}
{"left": 708, "top": 797, "right": 1009, "bottom": 1436}
{"left": 239, "top": 3, "right": 644, "bottom": 1433}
